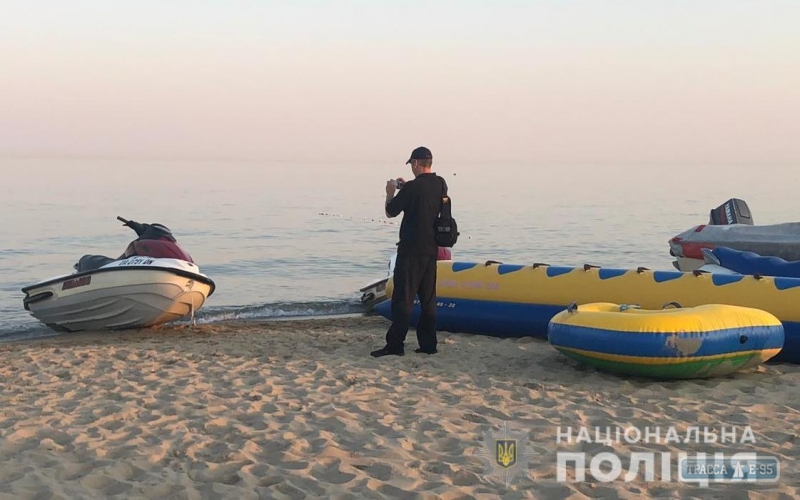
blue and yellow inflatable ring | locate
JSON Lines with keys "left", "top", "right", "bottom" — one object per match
{"left": 547, "top": 302, "right": 784, "bottom": 379}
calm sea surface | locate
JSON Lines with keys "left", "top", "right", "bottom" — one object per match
{"left": 1, "top": 158, "right": 798, "bottom": 340}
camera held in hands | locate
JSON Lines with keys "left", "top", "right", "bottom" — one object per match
{"left": 394, "top": 179, "right": 405, "bottom": 189}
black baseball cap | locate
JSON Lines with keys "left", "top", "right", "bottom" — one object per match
{"left": 406, "top": 146, "right": 432, "bottom": 164}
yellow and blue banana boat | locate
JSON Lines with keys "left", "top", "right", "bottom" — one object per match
{"left": 372, "top": 261, "right": 800, "bottom": 364}
{"left": 548, "top": 302, "right": 784, "bottom": 378}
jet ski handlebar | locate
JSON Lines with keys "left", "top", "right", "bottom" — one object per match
{"left": 117, "top": 216, "right": 146, "bottom": 236}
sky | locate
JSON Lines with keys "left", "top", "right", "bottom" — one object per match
{"left": 1, "top": 1, "right": 799, "bottom": 165}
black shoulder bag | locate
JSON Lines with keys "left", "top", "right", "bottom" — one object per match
{"left": 434, "top": 177, "right": 459, "bottom": 247}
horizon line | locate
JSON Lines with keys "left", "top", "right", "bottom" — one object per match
{"left": 1, "top": 151, "right": 796, "bottom": 168}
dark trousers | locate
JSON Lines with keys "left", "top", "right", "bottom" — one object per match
{"left": 385, "top": 253, "right": 438, "bottom": 351}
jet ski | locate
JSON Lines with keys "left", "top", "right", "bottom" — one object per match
{"left": 22, "top": 216, "right": 216, "bottom": 332}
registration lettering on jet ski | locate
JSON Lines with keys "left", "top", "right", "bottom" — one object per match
{"left": 62, "top": 276, "right": 92, "bottom": 290}
{"left": 118, "top": 257, "right": 156, "bottom": 266}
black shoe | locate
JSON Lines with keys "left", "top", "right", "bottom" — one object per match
{"left": 415, "top": 347, "right": 438, "bottom": 354}
{"left": 370, "top": 347, "right": 404, "bottom": 358}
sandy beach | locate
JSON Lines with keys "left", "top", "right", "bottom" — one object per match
{"left": 1, "top": 315, "right": 798, "bottom": 499}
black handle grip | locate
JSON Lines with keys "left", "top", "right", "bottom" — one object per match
{"left": 117, "top": 216, "right": 145, "bottom": 235}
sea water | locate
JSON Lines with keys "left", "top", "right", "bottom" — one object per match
{"left": 1, "top": 157, "right": 797, "bottom": 340}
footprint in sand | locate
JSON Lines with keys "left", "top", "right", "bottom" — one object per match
{"left": 416, "top": 420, "right": 442, "bottom": 433}
{"left": 279, "top": 460, "right": 310, "bottom": 471}
{"left": 451, "top": 469, "right": 482, "bottom": 486}
{"left": 257, "top": 475, "right": 284, "bottom": 487}
{"left": 281, "top": 476, "right": 327, "bottom": 497}
{"left": 377, "top": 483, "right": 419, "bottom": 499}
{"left": 0, "top": 465, "right": 29, "bottom": 484}
{"left": 85, "top": 426, "right": 103, "bottom": 439}
{"left": 105, "top": 444, "right": 146, "bottom": 461}
{"left": 270, "top": 481, "right": 308, "bottom": 500}
{"left": 189, "top": 442, "right": 239, "bottom": 464}
{"left": 429, "top": 437, "right": 464, "bottom": 454}
{"left": 188, "top": 461, "right": 252, "bottom": 485}
{"left": 310, "top": 459, "right": 356, "bottom": 485}
{"left": 236, "top": 414, "right": 269, "bottom": 432}
{"left": 136, "top": 483, "right": 185, "bottom": 499}
{"left": 38, "top": 437, "right": 66, "bottom": 453}
{"left": 462, "top": 413, "right": 488, "bottom": 424}
{"left": 242, "top": 438, "right": 291, "bottom": 462}
{"left": 106, "top": 462, "right": 147, "bottom": 482}
{"left": 27, "top": 450, "right": 61, "bottom": 469}
{"left": 5, "top": 437, "right": 40, "bottom": 456}
{"left": 353, "top": 463, "right": 393, "bottom": 481}
{"left": 99, "top": 419, "right": 126, "bottom": 432}
{"left": 80, "top": 473, "right": 129, "bottom": 496}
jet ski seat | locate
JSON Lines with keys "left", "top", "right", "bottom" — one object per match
{"left": 74, "top": 255, "right": 117, "bottom": 272}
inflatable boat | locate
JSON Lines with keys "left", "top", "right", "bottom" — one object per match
{"left": 548, "top": 302, "right": 784, "bottom": 378}
{"left": 372, "top": 260, "right": 800, "bottom": 364}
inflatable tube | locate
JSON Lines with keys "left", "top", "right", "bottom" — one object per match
{"left": 372, "top": 261, "right": 800, "bottom": 364}
{"left": 547, "top": 302, "right": 784, "bottom": 378}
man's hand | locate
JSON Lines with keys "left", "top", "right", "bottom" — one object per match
{"left": 386, "top": 179, "right": 397, "bottom": 196}
{"left": 385, "top": 179, "right": 403, "bottom": 217}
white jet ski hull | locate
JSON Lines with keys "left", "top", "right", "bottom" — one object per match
{"left": 22, "top": 257, "right": 216, "bottom": 332}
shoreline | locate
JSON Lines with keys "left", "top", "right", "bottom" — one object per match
{"left": 2, "top": 315, "right": 798, "bottom": 498}
{"left": 0, "top": 311, "right": 375, "bottom": 345}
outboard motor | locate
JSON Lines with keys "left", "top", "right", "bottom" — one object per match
{"left": 709, "top": 198, "right": 754, "bottom": 225}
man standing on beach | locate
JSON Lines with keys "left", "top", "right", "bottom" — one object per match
{"left": 371, "top": 146, "right": 447, "bottom": 358}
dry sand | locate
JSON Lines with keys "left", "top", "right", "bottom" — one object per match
{"left": 1, "top": 315, "right": 798, "bottom": 499}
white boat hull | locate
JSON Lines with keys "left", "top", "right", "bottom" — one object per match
{"left": 22, "top": 258, "right": 215, "bottom": 332}
{"left": 672, "top": 256, "right": 705, "bottom": 272}
{"left": 359, "top": 254, "right": 397, "bottom": 309}
{"left": 359, "top": 276, "right": 389, "bottom": 309}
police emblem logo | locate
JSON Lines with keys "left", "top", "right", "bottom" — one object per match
{"left": 479, "top": 421, "right": 535, "bottom": 487}
{"left": 495, "top": 439, "right": 517, "bottom": 468}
